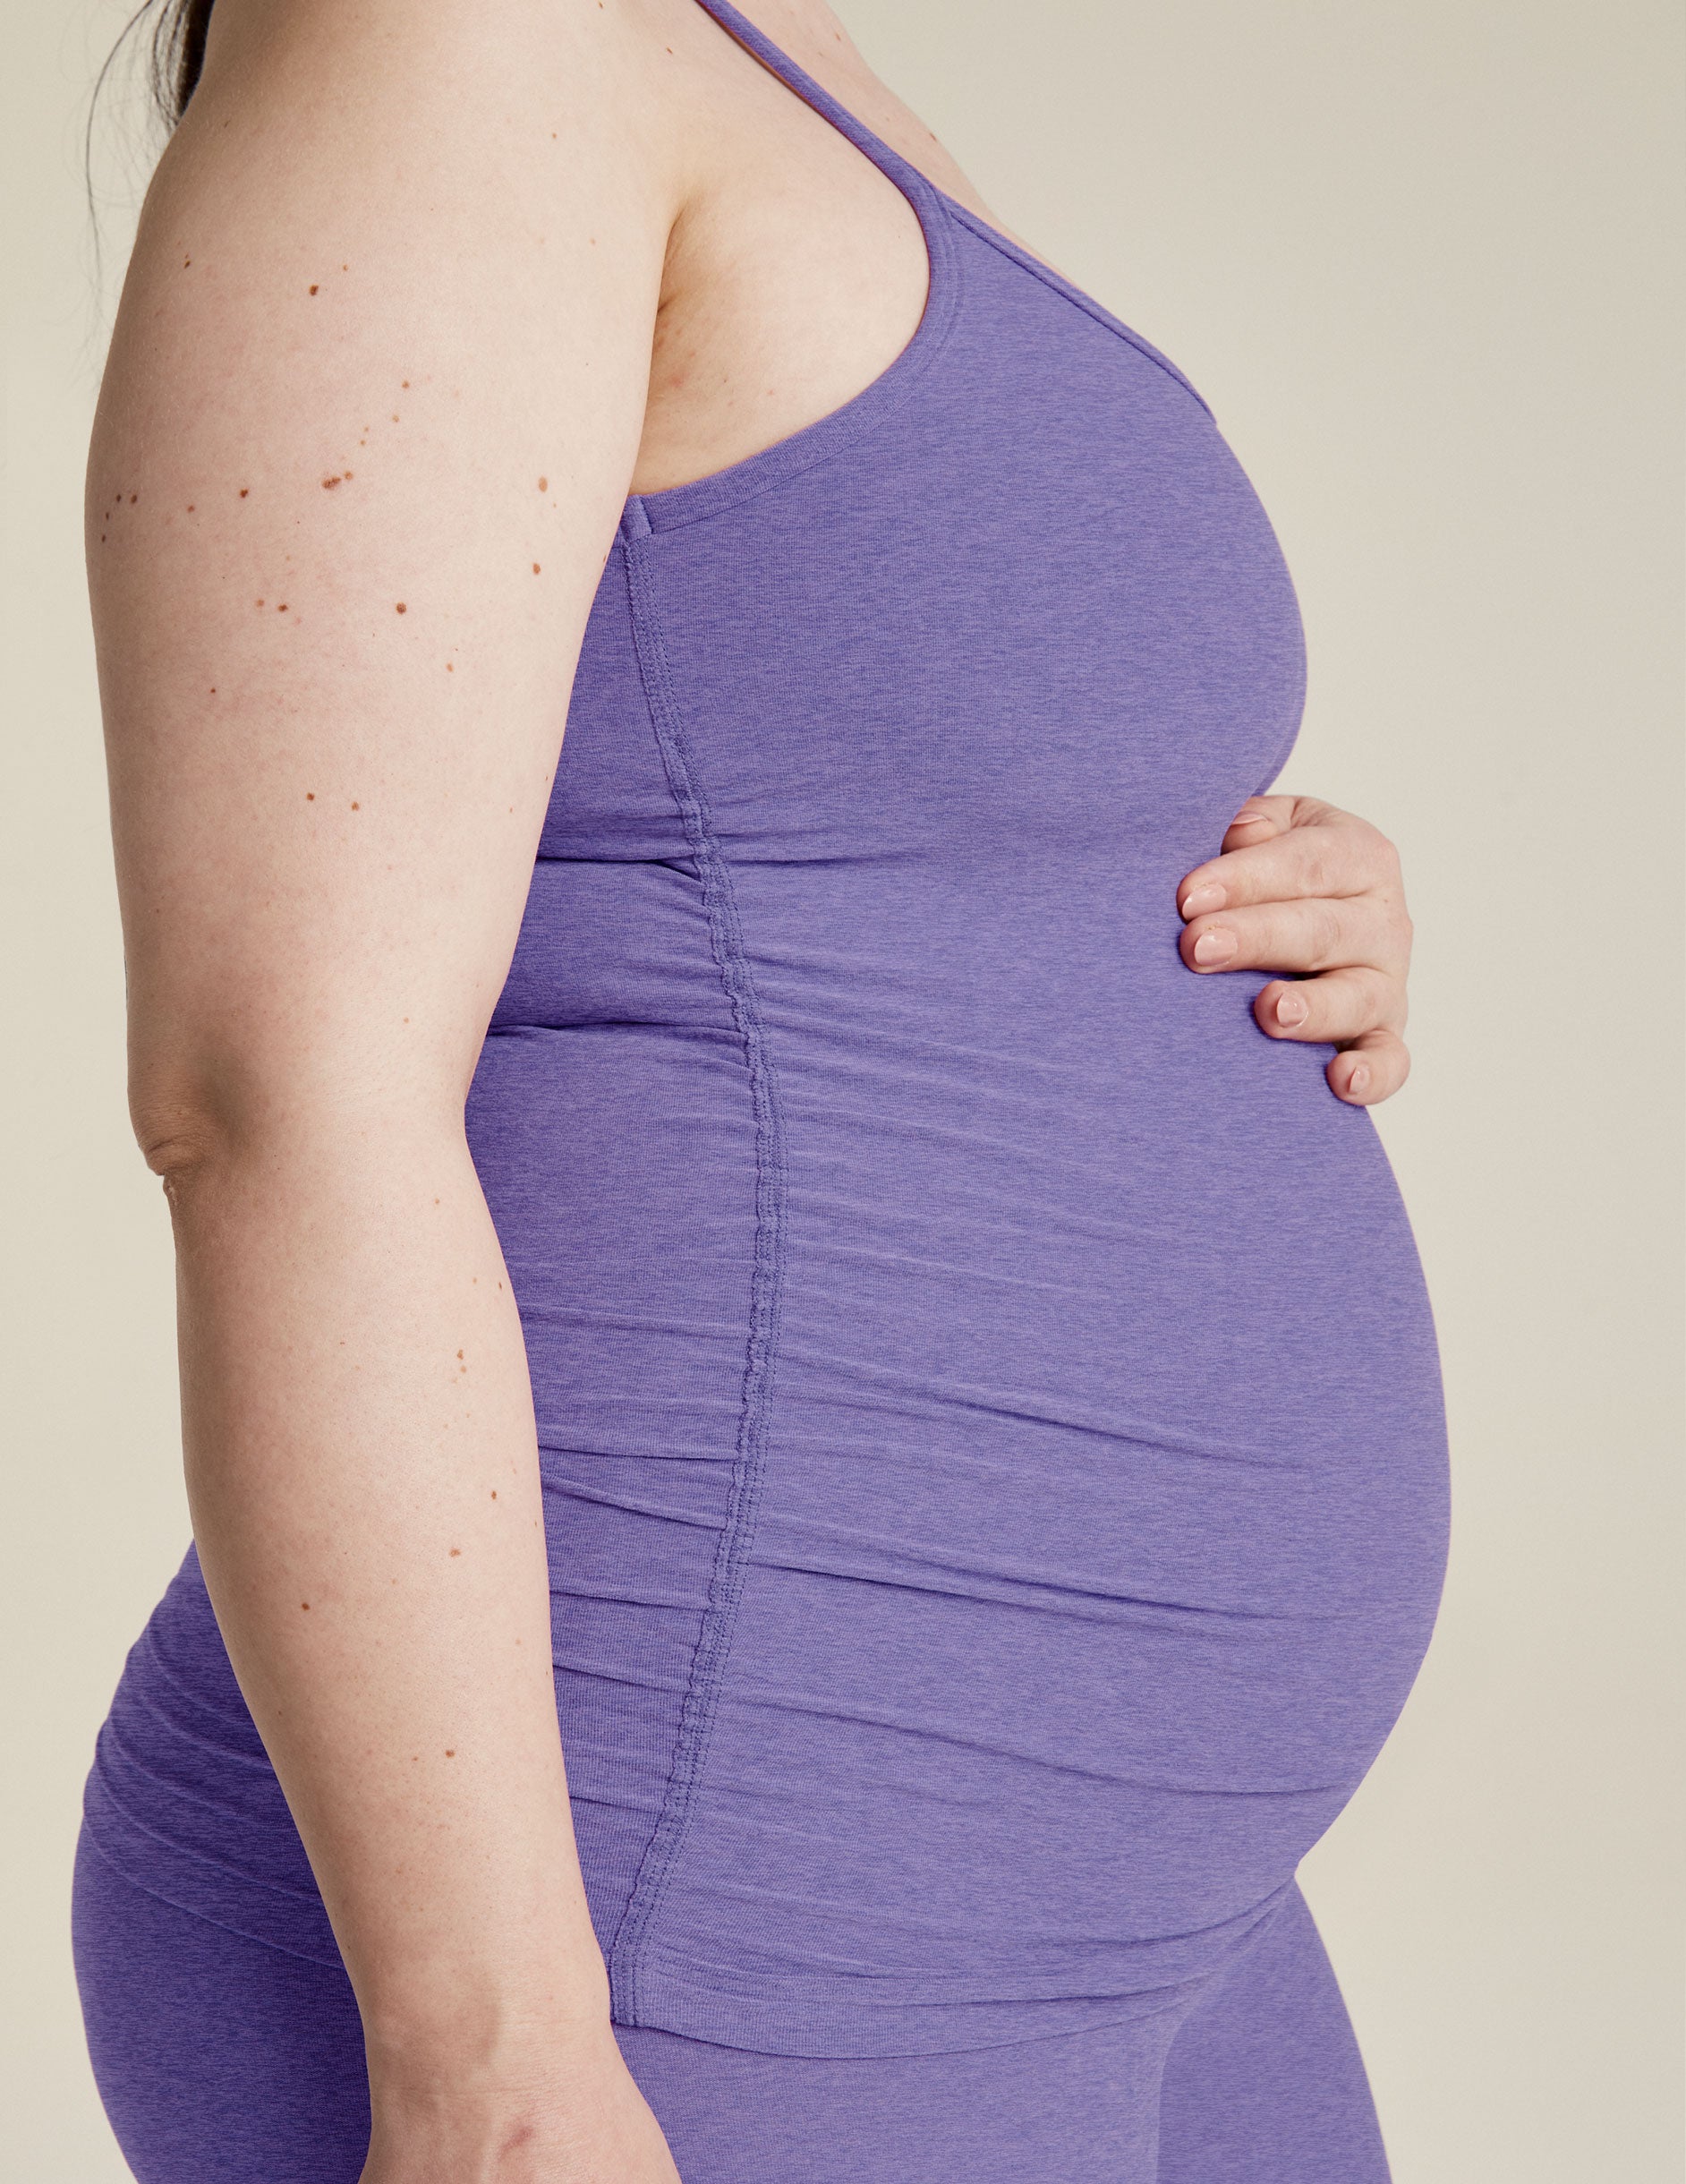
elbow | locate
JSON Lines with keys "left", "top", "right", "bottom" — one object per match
{"left": 128, "top": 1037, "right": 275, "bottom": 1199}
{"left": 128, "top": 1050, "right": 466, "bottom": 1211}
{"left": 130, "top": 1080, "right": 238, "bottom": 1205}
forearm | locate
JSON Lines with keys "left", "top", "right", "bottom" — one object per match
{"left": 166, "top": 1113, "right": 602, "bottom": 2079}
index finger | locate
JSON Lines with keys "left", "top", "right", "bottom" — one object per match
{"left": 1178, "top": 802, "right": 1383, "bottom": 918}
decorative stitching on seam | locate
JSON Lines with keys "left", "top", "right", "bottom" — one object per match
{"left": 605, "top": 522, "right": 789, "bottom": 2026}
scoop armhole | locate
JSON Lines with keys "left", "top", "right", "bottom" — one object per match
{"left": 625, "top": 0, "right": 960, "bottom": 536}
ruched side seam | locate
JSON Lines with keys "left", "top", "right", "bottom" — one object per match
{"left": 606, "top": 512, "right": 790, "bottom": 2027}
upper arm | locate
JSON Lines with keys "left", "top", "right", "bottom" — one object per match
{"left": 91, "top": 0, "right": 680, "bottom": 1160}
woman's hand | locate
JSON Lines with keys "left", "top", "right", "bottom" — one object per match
{"left": 361, "top": 2021, "right": 682, "bottom": 2184}
{"left": 1176, "top": 795, "right": 1413, "bottom": 1105}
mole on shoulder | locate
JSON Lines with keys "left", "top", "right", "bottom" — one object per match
{"left": 395, "top": 602, "right": 406, "bottom": 614}
{"left": 537, "top": 476, "right": 548, "bottom": 492}
{"left": 309, "top": 284, "right": 319, "bottom": 295}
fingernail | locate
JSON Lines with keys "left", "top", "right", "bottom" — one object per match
{"left": 1180, "top": 883, "right": 1226, "bottom": 917}
{"left": 1192, "top": 927, "right": 1238, "bottom": 965}
{"left": 1274, "top": 990, "right": 1308, "bottom": 1028}
{"left": 1348, "top": 1062, "right": 1371, "bottom": 1095}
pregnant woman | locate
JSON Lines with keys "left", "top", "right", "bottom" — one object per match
{"left": 73, "top": 1, "right": 1448, "bottom": 2178}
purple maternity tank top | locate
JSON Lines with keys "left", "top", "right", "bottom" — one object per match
{"left": 83, "top": 0, "right": 1450, "bottom": 2061}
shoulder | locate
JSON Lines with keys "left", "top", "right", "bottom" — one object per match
{"left": 159, "top": 0, "right": 703, "bottom": 215}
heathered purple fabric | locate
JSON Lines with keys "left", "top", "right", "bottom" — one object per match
{"left": 73, "top": 1839, "right": 1389, "bottom": 2181}
{"left": 78, "top": 0, "right": 1448, "bottom": 2104}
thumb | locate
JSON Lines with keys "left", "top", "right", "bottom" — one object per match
{"left": 1220, "top": 793, "right": 1295, "bottom": 849}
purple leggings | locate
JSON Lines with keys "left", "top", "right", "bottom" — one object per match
{"left": 73, "top": 1831, "right": 1389, "bottom": 2182}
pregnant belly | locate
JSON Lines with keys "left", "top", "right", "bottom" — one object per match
{"left": 476, "top": 932, "right": 1451, "bottom": 2023}
{"left": 646, "top": 1026, "right": 1450, "bottom": 2009}
{"left": 762, "top": 939, "right": 1451, "bottom": 1651}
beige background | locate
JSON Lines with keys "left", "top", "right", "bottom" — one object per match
{"left": 4, "top": 0, "right": 1681, "bottom": 2175}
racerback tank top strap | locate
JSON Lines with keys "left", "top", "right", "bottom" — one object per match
{"left": 618, "top": 0, "right": 965, "bottom": 538}
{"left": 689, "top": 0, "right": 1217, "bottom": 426}
{"left": 687, "top": 0, "right": 942, "bottom": 209}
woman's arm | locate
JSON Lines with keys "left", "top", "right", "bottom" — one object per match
{"left": 92, "top": 0, "right": 683, "bottom": 2165}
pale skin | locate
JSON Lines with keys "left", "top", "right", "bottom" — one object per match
{"left": 90, "top": 0, "right": 1412, "bottom": 2176}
